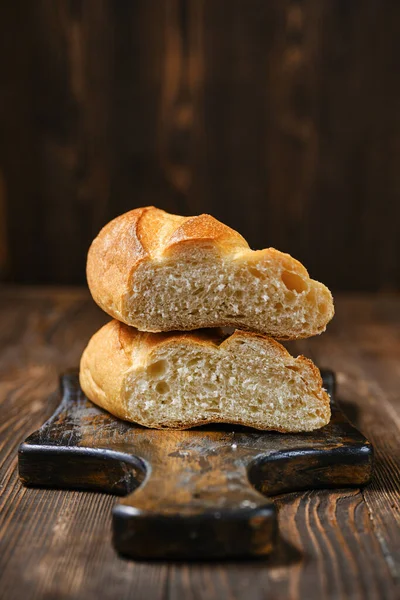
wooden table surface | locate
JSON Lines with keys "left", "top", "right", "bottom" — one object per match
{"left": 0, "top": 287, "right": 399, "bottom": 600}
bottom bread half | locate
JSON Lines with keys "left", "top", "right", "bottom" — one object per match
{"left": 79, "top": 321, "right": 330, "bottom": 432}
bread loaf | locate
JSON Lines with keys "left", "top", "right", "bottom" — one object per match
{"left": 87, "top": 207, "right": 334, "bottom": 339}
{"left": 79, "top": 321, "right": 331, "bottom": 432}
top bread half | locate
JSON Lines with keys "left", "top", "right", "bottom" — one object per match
{"left": 87, "top": 206, "right": 334, "bottom": 339}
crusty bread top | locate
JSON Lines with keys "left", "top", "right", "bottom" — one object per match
{"left": 79, "top": 320, "right": 330, "bottom": 432}
{"left": 87, "top": 206, "right": 334, "bottom": 338}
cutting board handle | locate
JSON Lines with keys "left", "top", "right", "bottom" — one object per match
{"left": 114, "top": 448, "right": 276, "bottom": 559}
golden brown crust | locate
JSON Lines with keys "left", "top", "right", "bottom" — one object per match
{"left": 79, "top": 320, "right": 132, "bottom": 420}
{"left": 163, "top": 213, "right": 249, "bottom": 255}
{"left": 86, "top": 207, "right": 149, "bottom": 320}
{"left": 79, "top": 321, "right": 330, "bottom": 431}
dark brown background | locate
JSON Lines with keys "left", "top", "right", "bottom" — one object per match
{"left": 0, "top": 0, "right": 399, "bottom": 290}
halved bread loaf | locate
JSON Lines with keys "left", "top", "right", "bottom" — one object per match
{"left": 87, "top": 207, "right": 334, "bottom": 340}
{"left": 79, "top": 321, "right": 331, "bottom": 432}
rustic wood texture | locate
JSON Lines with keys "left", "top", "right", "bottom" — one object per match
{"left": 1, "top": 1, "right": 400, "bottom": 290}
{"left": 0, "top": 287, "right": 399, "bottom": 599}
{"left": 18, "top": 370, "right": 372, "bottom": 560}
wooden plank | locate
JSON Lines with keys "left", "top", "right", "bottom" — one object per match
{"left": 263, "top": 0, "right": 323, "bottom": 266}
{"left": 0, "top": 290, "right": 399, "bottom": 599}
{"left": 0, "top": 288, "right": 169, "bottom": 600}
{"left": 200, "top": 0, "right": 272, "bottom": 240}
{"left": 167, "top": 489, "right": 396, "bottom": 600}
{"left": 289, "top": 296, "right": 400, "bottom": 586}
{"left": 308, "top": 1, "right": 400, "bottom": 291}
{"left": 0, "top": 290, "right": 398, "bottom": 597}
{"left": 0, "top": 0, "right": 168, "bottom": 284}
{"left": 0, "top": 1, "right": 41, "bottom": 283}
{"left": 1, "top": 2, "right": 400, "bottom": 289}
{"left": 0, "top": 171, "right": 7, "bottom": 278}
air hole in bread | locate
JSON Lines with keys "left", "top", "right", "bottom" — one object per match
{"left": 155, "top": 380, "right": 170, "bottom": 394}
{"left": 187, "top": 357, "right": 201, "bottom": 367}
{"left": 281, "top": 270, "right": 308, "bottom": 293}
{"left": 286, "top": 365, "right": 301, "bottom": 373}
{"left": 234, "top": 290, "right": 244, "bottom": 299}
{"left": 147, "top": 359, "right": 168, "bottom": 378}
{"left": 275, "top": 302, "right": 283, "bottom": 311}
{"left": 249, "top": 266, "right": 263, "bottom": 278}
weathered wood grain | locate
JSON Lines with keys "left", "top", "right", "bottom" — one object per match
{"left": 0, "top": 172, "right": 7, "bottom": 278}
{"left": 1, "top": 1, "right": 400, "bottom": 289}
{"left": 290, "top": 296, "right": 400, "bottom": 584}
{"left": 0, "top": 289, "right": 399, "bottom": 599}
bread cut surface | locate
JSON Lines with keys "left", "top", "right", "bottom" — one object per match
{"left": 87, "top": 207, "right": 334, "bottom": 339}
{"left": 79, "top": 321, "right": 331, "bottom": 432}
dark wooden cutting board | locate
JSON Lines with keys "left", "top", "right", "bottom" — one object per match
{"left": 18, "top": 370, "right": 373, "bottom": 560}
